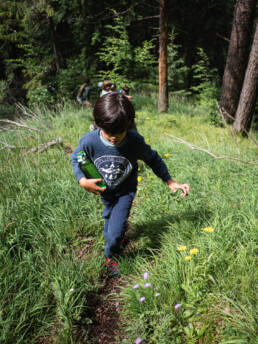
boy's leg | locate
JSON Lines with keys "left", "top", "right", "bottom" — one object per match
{"left": 101, "top": 192, "right": 135, "bottom": 258}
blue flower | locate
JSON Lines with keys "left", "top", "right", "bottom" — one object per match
{"left": 144, "top": 283, "right": 151, "bottom": 288}
{"left": 143, "top": 272, "right": 149, "bottom": 280}
{"left": 174, "top": 303, "right": 181, "bottom": 311}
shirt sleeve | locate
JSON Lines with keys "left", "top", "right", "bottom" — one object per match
{"left": 136, "top": 134, "right": 171, "bottom": 182}
{"left": 70, "top": 135, "right": 88, "bottom": 182}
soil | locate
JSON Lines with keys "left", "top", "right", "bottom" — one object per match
{"left": 37, "top": 227, "right": 134, "bottom": 344}
{"left": 85, "top": 235, "right": 134, "bottom": 344}
{"left": 86, "top": 276, "right": 126, "bottom": 344}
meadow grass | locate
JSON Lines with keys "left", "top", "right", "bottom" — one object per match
{"left": 0, "top": 96, "right": 257, "bottom": 343}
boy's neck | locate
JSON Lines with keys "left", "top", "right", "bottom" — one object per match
{"left": 100, "top": 129, "right": 127, "bottom": 147}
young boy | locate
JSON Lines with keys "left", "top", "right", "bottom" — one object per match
{"left": 71, "top": 92, "right": 189, "bottom": 277}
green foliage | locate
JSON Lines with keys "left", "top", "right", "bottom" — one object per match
{"left": 97, "top": 12, "right": 156, "bottom": 89}
{"left": 0, "top": 79, "right": 17, "bottom": 118}
{"left": 190, "top": 48, "right": 221, "bottom": 125}
{"left": 191, "top": 47, "right": 219, "bottom": 96}
{"left": 0, "top": 80, "right": 8, "bottom": 102}
{"left": 57, "top": 52, "right": 93, "bottom": 99}
{"left": 0, "top": 94, "right": 257, "bottom": 343}
{"left": 167, "top": 29, "right": 190, "bottom": 95}
{"left": 119, "top": 100, "right": 257, "bottom": 343}
{"left": 0, "top": 0, "right": 237, "bottom": 107}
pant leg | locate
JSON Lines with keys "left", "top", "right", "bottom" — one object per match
{"left": 101, "top": 192, "right": 135, "bottom": 258}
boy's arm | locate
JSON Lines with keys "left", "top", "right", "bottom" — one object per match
{"left": 70, "top": 142, "right": 87, "bottom": 182}
{"left": 166, "top": 178, "right": 190, "bottom": 197}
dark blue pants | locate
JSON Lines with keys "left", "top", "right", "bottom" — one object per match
{"left": 101, "top": 192, "right": 136, "bottom": 258}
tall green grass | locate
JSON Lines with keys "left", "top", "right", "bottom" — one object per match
{"left": 0, "top": 96, "right": 257, "bottom": 343}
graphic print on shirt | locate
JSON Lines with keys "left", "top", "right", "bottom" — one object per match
{"left": 94, "top": 155, "right": 132, "bottom": 188}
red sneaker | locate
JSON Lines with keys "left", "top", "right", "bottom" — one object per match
{"left": 105, "top": 258, "right": 120, "bottom": 278}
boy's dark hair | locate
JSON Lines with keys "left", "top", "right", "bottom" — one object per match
{"left": 93, "top": 92, "right": 135, "bottom": 134}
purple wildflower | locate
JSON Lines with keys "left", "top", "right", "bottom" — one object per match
{"left": 133, "top": 284, "right": 139, "bottom": 289}
{"left": 144, "top": 283, "right": 151, "bottom": 288}
{"left": 174, "top": 303, "right": 181, "bottom": 311}
{"left": 136, "top": 338, "right": 143, "bottom": 344}
{"left": 143, "top": 272, "right": 149, "bottom": 280}
{"left": 139, "top": 296, "right": 146, "bottom": 302}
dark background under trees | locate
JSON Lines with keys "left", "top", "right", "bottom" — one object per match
{"left": 0, "top": 0, "right": 257, "bottom": 128}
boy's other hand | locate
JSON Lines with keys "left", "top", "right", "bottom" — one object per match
{"left": 79, "top": 177, "right": 106, "bottom": 195}
{"left": 167, "top": 179, "right": 190, "bottom": 198}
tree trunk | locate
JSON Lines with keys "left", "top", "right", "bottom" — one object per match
{"left": 158, "top": 0, "right": 168, "bottom": 113}
{"left": 233, "top": 23, "right": 258, "bottom": 135}
{"left": 48, "top": 17, "right": 60, "bottom": 74}
{"left": 219, "top": 0, "right": 256, "bottom": 120}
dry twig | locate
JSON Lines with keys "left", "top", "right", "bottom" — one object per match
{"left": 16, "top": 103, "right": 41, "bottom": 121}
{"left": 0, "top": 141, "right": 26, "bottom": 150}
{"left": 21, "top": 137, "right": 63, "bottom": 156}
{"left": 218, "top": 105, "right": 258, "bottom": 147}
{"left": 166, "top": 133, "right": 258, "bottom": 166}
{"left": 0, "top": 119, "right": 41, "bottom": 132}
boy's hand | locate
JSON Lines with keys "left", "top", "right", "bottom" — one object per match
{"left": 167, "top": 179, "right": 190, "bottom": 197}
{"left": 79, "top": 177, "right": 106, "bottom": 195}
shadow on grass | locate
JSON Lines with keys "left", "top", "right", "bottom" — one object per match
{"left": 125, "top": 206, "right": 213, "bottom": 259}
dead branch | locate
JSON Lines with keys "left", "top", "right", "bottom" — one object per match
{"left": 0, "top": 119, "right": 41, "bottom": 132}
{"left": 21, "top": 137, "right": 63, "bottom": 156}
{"left": 218, "top": 105, "right": 258, "bottom": 147}
{"left": 0, "top": 141, "right": 26, "bottom": 150}
{"left": 165, "top": 133, "right": 258, "bottom": 166}
{"left": 216, "top": 32, "right": 230, "bottom": 42}
{"left": 217, "top": 104, "right": 228, "bottom": 128}
{"left": 16, "top": 103, "right": 41, "bottom": 121}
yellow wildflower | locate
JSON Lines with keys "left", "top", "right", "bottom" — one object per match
{"left": 164, "top": 153, "right": 172, "bottom": 158}
{"left": 146, "top": 117, "right": 150, "bottom": 120}
{"left": 190, "top": 248, "right": 199, "bottom": 255}
{"left": 138, "top": 167, "right": 141, "bottom": 171}
{"left": 177, "top": 246, "right": 187, "bottom": 251}
{"left": 149, "top": 176, "right": 154, "bottom": 179}
{"left": 137, "top": 176, "right": 142, "bottom": 182}
{"left": 203, "top": 227, "right": 215, "bottom": 233}
{"left": 185, "top": 256, "right": 192, "bottom": 261}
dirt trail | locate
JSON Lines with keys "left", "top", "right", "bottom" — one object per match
{"left": 86, "top": 235, "right": 134, "bottom": 343}
{"left": 87, "top": 277, "right": 126, "bottom": 344}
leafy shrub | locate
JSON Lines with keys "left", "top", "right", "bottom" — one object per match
{"left": 97, "top": 12, "right": 156, "bottom": 90}
{"left": 191, "top": 47, "right": 221, "bottom": 121}
{"left": 167, "top": 29, "right": 190, "bottom": 95}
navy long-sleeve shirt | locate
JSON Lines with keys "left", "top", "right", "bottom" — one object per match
{"left": 71, "top": 129, "right": 171, "bottom": 196}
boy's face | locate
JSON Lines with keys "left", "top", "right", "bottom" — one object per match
{"left": 101, "top": 129, "right": 127, "bottom": 145}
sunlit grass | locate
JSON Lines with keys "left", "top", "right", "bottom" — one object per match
{"left": 0, "top": 95, "right": 257, "bottom": 343}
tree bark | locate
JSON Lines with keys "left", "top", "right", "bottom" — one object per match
{"left": 158, "top": 0, "right": 168, "bottom": 113}
{"left": 48, "top": 17, "right": 60, "bottom": 74}
{"left": 233, "top": 23, "right": 258, "bottom": 135}
{"left": 219, "top": 0, "right": 256, "bottom": 120}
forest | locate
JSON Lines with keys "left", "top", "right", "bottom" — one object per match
{"left": 0, "top": 0, "right": 257, "bottom": 132}
{"left": 0, "top": 1, "right": 258, "bottom": 344}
